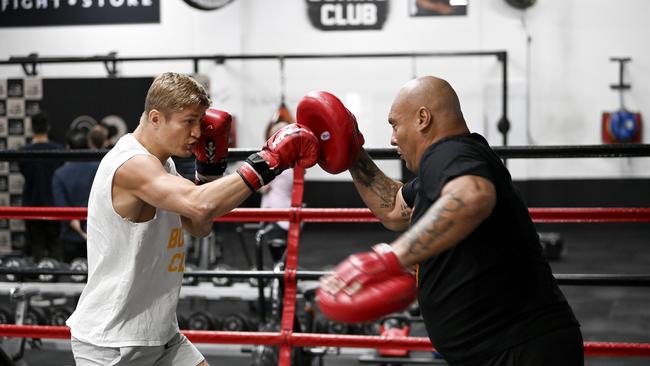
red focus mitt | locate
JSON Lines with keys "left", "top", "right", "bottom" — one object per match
{"left": 296, "top": 91, "right": 365, "bottom": 174}
{"left": 317, "top": 244, "right": 417, "bottom": 323}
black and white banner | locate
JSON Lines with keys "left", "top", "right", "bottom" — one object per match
{"left": 0, "top": 0, "right": 160, "bottom": 27}
{"left": 306, "top": 0, "right": 389, "bottom": 31}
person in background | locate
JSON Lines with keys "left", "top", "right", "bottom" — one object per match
{"left": 18, "top": 111, "right": 64, "bottom": 261}
{"left": 52, "top": 125, "right": 108, "bottom": 262}
{"left": 258, "top": 120, "right": 295, "bottom": 261}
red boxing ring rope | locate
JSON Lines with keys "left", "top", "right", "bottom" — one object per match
{"left": 1, "top": 180, "right": 650, "bottom": 363}
{"left": 0, "top": 325, "right": 649, "bottom": 358}
{"left": 1, "top": 207, "right": 650, "bottom": 223}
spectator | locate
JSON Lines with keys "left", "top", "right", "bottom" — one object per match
{"left": 18, "top": 111, "right": 64, "bottom": 261}
{"left": 52, "top": 126, "right": 107, "bottom": 262}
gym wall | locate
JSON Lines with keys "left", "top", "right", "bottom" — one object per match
{"left": 0, "top": 0, "right": 648, "bottom": 183}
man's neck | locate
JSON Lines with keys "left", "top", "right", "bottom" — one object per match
{"left": 31, "top": 134, "right": 49, "bottom": 143}
{"left": 132, "top": 125, "right": 169, "bottom": 164}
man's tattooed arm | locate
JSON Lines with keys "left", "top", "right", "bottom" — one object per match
{"left": 391, "top": 175, "right": 497, "bottom": 266}
{"left": 349, "top": 150, "right": 411, "bottom": 230}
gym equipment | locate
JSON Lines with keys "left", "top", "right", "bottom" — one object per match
{"left": 0, "top": 307, "right": 14, "bottom": 325}
{"left": 182, "top": 263, "right": 199, "bottom": 286}
{"left": 48, "top": 306, "right": 73, "bottom": 326}
{"left": 1, "top": 257, "right": 33, "bottom": 282}
{"left": 177, "top": 312, "right": 188, "bottom": 330}
{"left": 377, "top": 317, "right": 411, "bottom": 358}
{"left": 223, "top": 312, "right": 250, "bottom": 332}
{"left": 210, "top": 264, "right": 233, "bottom": 286}
{"left": 36, "top": 257, "right": 66, "bottom": 282}
{"left": 538, "top": 232, "right": 565, "bottom": 261}
{"left": 602, "top": 57, "right": 642, "bottom": 143}
{"left": 505, "top": 0, "right": 536, "bottom": 9}
{"left": 23, "top": 307, "right": 48, "bottom": 326}
{"left": 187, "top": 311, "right": 217, "bottom": 331}
{"left": 69, "top": 257, "right": 88, "bottom": 283}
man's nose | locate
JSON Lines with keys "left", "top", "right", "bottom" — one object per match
{"left": 390, "top": 132, "right": 397, "bottom": 146}
{"left": 191, "top": 122, "right": 202, "bottom": 138}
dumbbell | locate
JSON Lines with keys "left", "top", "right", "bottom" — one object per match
{"left": 326, "top": 319, "right": 349, "bottom": 335}
{"left": 248, "top": 266, "right": 268, "bottom": 288}
{"left": 2, "top": 257, "right": 33, "bottom": 282}
{"left": 182, "top": 263, "right": 198, "bottom": 286}
{"left": 69, "top": 257, "right": 88, "bottom": 283}
{"left": 186, "top": 311, "right": 222, "bottom": 331}
{"left": 37, "top": 257, "right": 67, "bottom": 282}
{"left": 538, "top": 232, "right": 564, "bottom": 261}
{"left": 360, "top": 322, "right": 381, "bottom": 335}
{"left": 222, "top": 312, "right": 251, "bottom": 332}
{"left": 177, "top": 313, "right": 188, "bottom": 330}
{"left": 49, "top": 306, "right": 74, "bottom": 326}
{"left": 210, "top": 264, "right": 233, "bottom": 287}
{"left": 23, "top": 307, "right": 48, "bottom": 325}
{"left": 0, "top": 306, "right": 14, "bottom": 324}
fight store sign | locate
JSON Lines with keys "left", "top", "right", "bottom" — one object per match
{"left": 0, "top": 0, "right": 159, "bottom": 27}
{"left": 306, "top": 0, "right": 389, "bottom": 31}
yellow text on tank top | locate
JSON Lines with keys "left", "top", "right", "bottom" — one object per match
{"left": 167, "top": 228, "right": 185, "bottom": 272}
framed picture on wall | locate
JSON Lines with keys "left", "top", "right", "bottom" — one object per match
{"left": 410, "top": 0, "right": 468, "bottom": 16}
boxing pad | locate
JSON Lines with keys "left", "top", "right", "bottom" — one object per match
{"left": 296, "top": 91, "right": 365, "bottom": 174}
{"left": 317, "top": 244, "right": 417, "bottom": 323}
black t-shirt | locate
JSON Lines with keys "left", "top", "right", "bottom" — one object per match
{"left": 402, "top": 133, "right": 579, "bottom": 365}
{"left": 18, "top": 141, "right": 64, "bottom": 206}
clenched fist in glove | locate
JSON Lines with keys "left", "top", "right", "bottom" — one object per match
{"left": 317, "top": 243, "right": 417, "bottom": 323}
{"left": 237, "top": 124, "right": 319, "bottom": 191}
{"left": 192, "top": 108, "right": 232, "bottom": 184}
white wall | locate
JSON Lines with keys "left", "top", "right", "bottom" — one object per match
{"left": 1, "top": 0, "right": 649, "bottom": 180}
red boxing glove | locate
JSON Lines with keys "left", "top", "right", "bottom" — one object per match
{"left": 237, "top": 124, "right": 319, "bottom": 191}
{"left": 192, "top": 108, "right": 232, "bottom": 184}
{"left": 317, "top": 244, "right": 417, "bottom": 323}
{"left": 297, "top": 91, "right": 365, "bottom": 174}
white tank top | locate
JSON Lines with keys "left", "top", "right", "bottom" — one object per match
{"left": 67, "top": 134, "right": 185, "bottom": 347}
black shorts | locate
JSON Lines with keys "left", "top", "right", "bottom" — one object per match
{"left": 480, "top": 327, "right": 584, "bottom": 366}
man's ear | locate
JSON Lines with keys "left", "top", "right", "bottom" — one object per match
{"left": 416, "top": 106, "right": 432, "bottom": 132}
{"left": 148, "top": 109, "right": 162, "bottom": 127}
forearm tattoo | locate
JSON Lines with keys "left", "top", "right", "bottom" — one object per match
{"left": 399, "top": 202, "right": 411, "bottom": 220}
{"left": 404, "top": 191, "right": 465, "bottom": 257}
{"left": 351, "top": 154, "right": 400, "bottom": 209}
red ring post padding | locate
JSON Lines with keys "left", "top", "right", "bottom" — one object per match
{"left": 0, "top": 325, "right": 649, "bottom": 358}
{"left": 2, "top": 207, "right": 650, "bottom": 223}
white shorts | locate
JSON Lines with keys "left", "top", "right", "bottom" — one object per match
{"left": 70, "top": 332, "right": 205, "bottom": 366}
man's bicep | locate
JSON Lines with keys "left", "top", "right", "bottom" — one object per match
{"left": 441, "top": 175, "right": 496, "bottom": 216}
{"left": 114, "top": 155, "right": 196, "bottom": 213}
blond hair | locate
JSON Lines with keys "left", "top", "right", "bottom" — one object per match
{"left": 142, "top": 72, "right": 211, "bottom": 122}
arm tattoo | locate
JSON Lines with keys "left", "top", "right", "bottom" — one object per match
{"left": 351, "top": 154, "right": 400, "bottom": 209}
{"left": 404, "top": 191, "right": 465, "bottom": 256}
{"left": 399, "top": 203, "right": 411, "bottom": 220}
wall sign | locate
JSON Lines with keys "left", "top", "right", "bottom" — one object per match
{"left": 0, "top": 0, "right": 160, "bottom": 27}
{"left": 306, "top": 0, "right": 389, "bottom": 31}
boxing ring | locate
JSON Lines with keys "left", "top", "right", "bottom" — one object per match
{"left": 1, "top": 145, "right": 650, "bottom": 365}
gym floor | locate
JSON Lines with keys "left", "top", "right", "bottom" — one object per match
{"left": 15, "top": 222, "right": 650, "bottom": 365}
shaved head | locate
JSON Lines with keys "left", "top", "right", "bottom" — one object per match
{"left": 388, "top": 76, "right": 468, "bottom": 172}
{"left": 393, "top": 76, "right": 464, "bottom": 131}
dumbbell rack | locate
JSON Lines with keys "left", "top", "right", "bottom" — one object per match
{"left": 0, "top": 278, "right": 278, "bottom": 359}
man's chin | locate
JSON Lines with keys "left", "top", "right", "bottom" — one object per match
{"left": 177, "top": 150, "right": 193, "bottom": 158}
